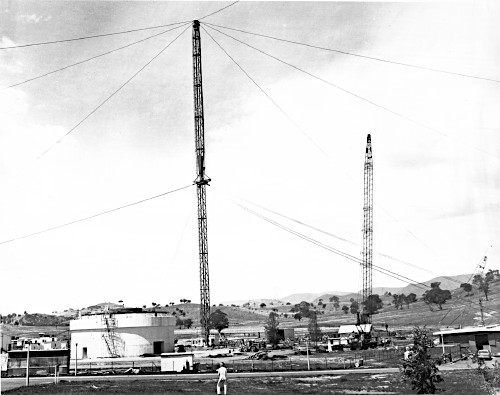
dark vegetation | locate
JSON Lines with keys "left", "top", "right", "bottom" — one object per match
{"left": 208, "top": 309, "right": 229, "bottom": 334}
{"left": 0, "top": 313, "right": 67, "bottom": 326}
{"left": 400, "top": 327, "right": 443, "bottom": 394}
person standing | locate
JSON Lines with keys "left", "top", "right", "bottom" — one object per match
{"left": 216, "top": 362, "right": 228, "bottom": 394}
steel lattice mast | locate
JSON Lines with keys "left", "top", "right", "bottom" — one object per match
{"left": 192, "top": 20, "right": 211, "bottom": 345}
{"left": 362, "top": 134, "right": 373, "bottom": 323}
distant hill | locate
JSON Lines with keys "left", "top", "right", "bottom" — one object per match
{"left": 1, "top": 313, "right": 67, "bottom": 327}
{"left": 225, "top": 276, "right": 471, "bottom": 308}
{"left": 280, "top": 291, "right": 352, "bottom": 305}
{"left": 372, "top": 287, "right": 403, "bottom": 296}
{"left": 259, "top": 275, "right": 473, "bottom": 307}
{"left": 399, "top": 274, "right": 471, "bottom": 297}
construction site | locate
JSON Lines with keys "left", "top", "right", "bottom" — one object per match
{"left": 1, "top": 1, "right": 499, "bottom": 393}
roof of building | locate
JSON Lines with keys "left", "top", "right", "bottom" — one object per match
{"left": 338, "top": 324, "right": 372, "bottom": 334}
{"left": 433, "top": 325, "right": 500, "bottom": 336}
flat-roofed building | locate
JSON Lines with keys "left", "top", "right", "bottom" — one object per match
{"left": 433, "top": 325, "right": 500, "bottom": 352}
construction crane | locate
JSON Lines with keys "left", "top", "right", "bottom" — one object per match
{"left": 361, "top": 134, "right": 373, "bottom": 323}
{"left": 192, "top": 20, "right": 211, "bottom": 346}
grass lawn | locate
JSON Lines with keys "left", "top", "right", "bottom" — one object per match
{"left": 4, "top": 371, "right": 486, "bottom": 394}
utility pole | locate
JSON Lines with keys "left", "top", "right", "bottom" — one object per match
{"left": 479, "top": 299, "right": 485, "bottom": 326}
{"left": 362, "top": 134, "right": 373, "bottom": 323}
{"left": 192, "top": 20, "right": 211, "bottom": 346}
{"left": 25, "top": 341, "right": 30, "bottom": 387}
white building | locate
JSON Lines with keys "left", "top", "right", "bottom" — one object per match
{"left": 161, "top": 352, "right": 194, "bottom": 372}
{"left": 70, "top": 312, "right": 175, "bottom": 360}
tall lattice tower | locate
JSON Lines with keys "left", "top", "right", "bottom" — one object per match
{"left": 362, "top": 134, "right": 373, "bottom": 323}
{"left": 192, "top": 20, "right": 211, "bottom": 345}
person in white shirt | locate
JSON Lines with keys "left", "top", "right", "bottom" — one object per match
{"left": 216, "top": 362, "right": 228, "bottom": 394}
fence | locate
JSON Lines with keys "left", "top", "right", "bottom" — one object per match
{"left": 16, "top": 347, "right": 460, "bottom": 376}
{"left": 71, "top": 350, "right": 404, "bottom": 375}
{"left": 72, "top": 360, "right": 161, "bottom": 375}
{"left": 198, "top": 356, "right": 371, "bottom": 373}
{"left": 358, "top": 348, "right": 403, "bottom": 366}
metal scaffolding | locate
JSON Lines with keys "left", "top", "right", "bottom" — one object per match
{"left": 192, "top": 20, "right": 211, "bottom": 345}
{"left": 362, "top": 134, "right": 373, "bottom": 323}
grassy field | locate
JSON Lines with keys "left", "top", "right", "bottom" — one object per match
{"left": 3, "top": 371, "right": 487, "bottom": 394}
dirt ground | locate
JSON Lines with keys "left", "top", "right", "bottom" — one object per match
{"left": 4, "top": 370, "right": 487, "bottom": 394}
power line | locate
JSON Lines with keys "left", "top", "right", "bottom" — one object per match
{"left": 201, "top": 26, "right": 332, "bottom": 161}
{"left": 206, "top": 25, "right": 470, "bottom": 276}
{"left": 0, "top": 21, "right": 189, "bottom": 50}
{"left": 207, "top": 20, "right": 478, "bottom": 293}
{"left": 0, "top": 184, "right": 194, "bottom": 246}
{"left": 235, "top": 201, "right": 430, "bottom": 293}
{"left": 0, "top": 2, "right": 238, "bottom": 51}
{"left": 3, "top": 23, "right": 190, "bottom": 90}
{"left": 203, "top": 22, "right": 500, "bottom": 84}
{"left": 209, "top": 24, "right": 488, "bottom": 293}
{"left": 204, "top": 24, "right": 500, "bottom": 160}
{"left": 198, "top": 1, "right": 239, "bottom": 20}
{"left": 36, "top": 24, "right": 190, "bottom": 160}
{"left": 205, "top": 25, "right": 496, "bottom": 279}
{"left": 240, "top": 198, "right": 468, "bottom": 283}
{"left": 235, "top": 201, "right": 491, "bottom": 308}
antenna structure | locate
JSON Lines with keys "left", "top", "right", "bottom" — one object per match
{"left": 192, "top": 20, "right": 211, "bottom": 345}
{"left": 362, "top": 134, "right": 373, "bottom": 322}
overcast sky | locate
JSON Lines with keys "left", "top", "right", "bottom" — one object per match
{"left": 0, "top": 1, "right": 499, "bottom": 314}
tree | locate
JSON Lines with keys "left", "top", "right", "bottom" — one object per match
{"left": 290, "top": 301, "right": 312, "bottom": 318}
{"left": 363, "top": 294, "right": 383, "bottom": 315}
{"left": 265, "top": 312, "right": 280, "bottom": 345}
{"left": 400, "top": 326, "right": 443, "bottom": 393}
{"left": 342, "top": 305, "right": 349, "bottom": 314}
{"left": 405, "top": 293, "right": 417, "bottom": 309}
{"left": 176, "top": 317, "right": 184, "bottom": 328}
{"left": 393, "top": 294, "right": 403, "bottom": 310}
{"left": 184, "top": 318, "right": 193, "bottom": 329}
{"left": 460, "top": 283, "right": 473, "bottom": 295}
{"left": 394, "top": 293, "right": 415, "bottom": 310}
{"left": 422, "top": 282, "right": 452, "bottom": 310}
{"left": 329, "top": 295, "right": 340, "bottom": 311}
{"left": 473, "top": 275, "right": 489, "bottom": 300}
{"left": 308, "top": 312, "right": 322, "bottom": 343}
{"left": 350, "top": 299, "right": 359, "bottom": 315}
{"left": 473, "top": 270, "right": 499, "bottom": 301}
{"left": 293, "top": 312, "right": 302, "bottom": 321}
{"left": 260, "top": 303, "right": 266, "bottom": 309}
{"left": 208, "top": 309, "right": 229, "bottom": 334}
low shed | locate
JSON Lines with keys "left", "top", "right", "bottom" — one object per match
{"left": 433, "top": 325, "right": 500, "bottom": 352}
{"left": 338, "top": 324, "right": 372, "bottom": 336}
{"left": 160, "top": 353, "right": 194, "bottom": 372}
